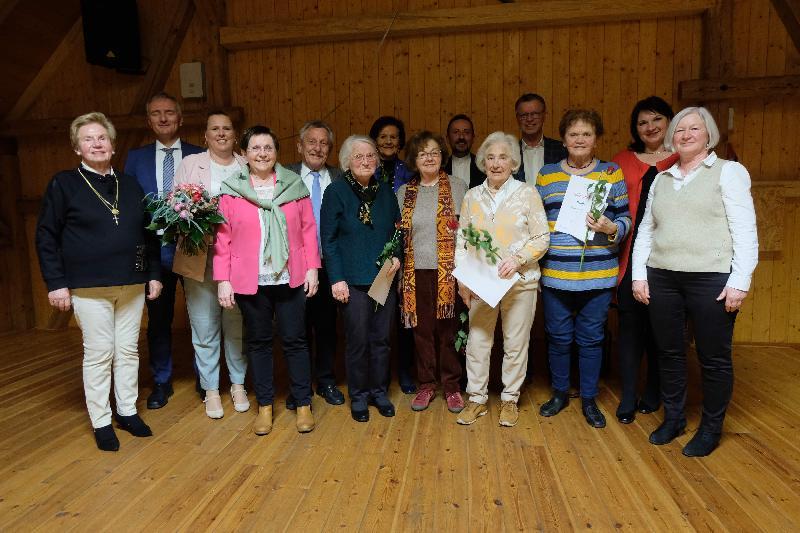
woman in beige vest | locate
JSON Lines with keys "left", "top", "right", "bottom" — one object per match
{"left": 631, "top": 106, "right": 758, "bottom": 457}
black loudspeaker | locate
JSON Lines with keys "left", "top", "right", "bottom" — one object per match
{"left": 81, "top": 0, "right": 142, "bottom": 74}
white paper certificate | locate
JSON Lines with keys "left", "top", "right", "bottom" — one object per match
{"left": 452, "top": 253, "right": 519, "bottom": 308}
{"left": 554, "top": 175, "right": 610, "bottom": 242}
{"left": 368, "top": 259, "right": 396, "bottom": 305}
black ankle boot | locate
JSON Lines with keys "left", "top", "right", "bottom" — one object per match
{"left": 94, "top": 424, "right": 120, "bottom": 451}
{"left": 682, "top": 431, "right": 720, "bottom": 457}
{"left": 649, "top": 419, "right": 687, "bottom": 445}
{"left": 114, "top": 413, "right": 153, "bottom": 437}
{"left": 540, "top": 391, "right": 569, "bottom": 417}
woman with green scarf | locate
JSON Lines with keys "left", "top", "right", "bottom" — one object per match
{"left": 320, "top": 135, "right": 402, "bottom": 423}
{"left": 214, "top": 125, "right": 321, "bottom": 436}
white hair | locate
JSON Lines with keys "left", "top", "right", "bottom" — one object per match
{"left": 475, "top": 131, "right": 522, "bottom": 173}
{"left": 664, "top": 106, "right": 720, "bottom": 151}
{"left": 338, "top": 135, "right": 378, "bottom": 171}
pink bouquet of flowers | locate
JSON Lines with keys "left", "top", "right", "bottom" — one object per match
{"left": 145, "top": 183, "right": 226, "bottom": 256}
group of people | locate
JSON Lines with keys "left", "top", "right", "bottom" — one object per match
{"left": 35, "top": 91, "right": 758, "bottom": 458}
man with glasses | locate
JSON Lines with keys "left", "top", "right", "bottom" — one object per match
{"left": 286, "top": 120, "right": 346, "bottom": 408}
{"left": 513, "top": 93, "right": 566, "bottom": 184}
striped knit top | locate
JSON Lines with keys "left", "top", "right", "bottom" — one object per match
{"left": 535, "top": 161, "right": 631, "bottom": 291}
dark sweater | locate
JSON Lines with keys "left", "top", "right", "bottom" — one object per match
{"left": 36, "top": 167, "right": 161, "bottom": 291}
{"left": 320, "top": 178, "right": 401, "bottom": 286}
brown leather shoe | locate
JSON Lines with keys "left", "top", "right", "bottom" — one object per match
{"left": 253, "top": 405, "right": 273, "bottom": 435}
{"left": 296, "top": 405, "right": 315, "bottom": 433}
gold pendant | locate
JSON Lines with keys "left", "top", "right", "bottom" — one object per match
{"left": 111, "top": 208, "right": 120, "bottom": 215}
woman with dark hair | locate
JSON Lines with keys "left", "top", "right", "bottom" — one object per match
{"left": 369, "top": 116, "right": 416, "bottom": 394}
{"left": 611, "top": 96, "right": 678, "bottom": 424}
{"left": 36, "top": 112, "right": 162, "bottom": 451}
{"left": 396, "top": 131, "right": 467, "bottom": 413}
{"left": 214, "top": 125, "right": 320, "bottom": 435}
{"left": 369, "top": 116, "right": 413, "bottom": 193}
{"left": 536, "top": 109, "right": 631, "bottom": 429}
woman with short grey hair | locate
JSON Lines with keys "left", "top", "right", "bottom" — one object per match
{"left": 321, "top": 135, "right": 402, "bottom": 422}
{"left": 455, "top": 131, "right": 549, "bottom": 427}
{"left": 632, "top": 106, "right": 758, "bottom": 457}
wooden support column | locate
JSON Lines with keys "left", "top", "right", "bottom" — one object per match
{"left": 0, "top": 138, "right": 34, "bottom": 331}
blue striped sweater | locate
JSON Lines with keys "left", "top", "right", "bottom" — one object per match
{"left": 535, "top": 161, "right": 631, "bottom": 291}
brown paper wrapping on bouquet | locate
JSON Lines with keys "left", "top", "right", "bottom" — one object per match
{"left": 172, "top": 236, "right": 210, "bottom": 282}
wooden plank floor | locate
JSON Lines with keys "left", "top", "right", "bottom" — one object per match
{"left": 1, "top": 329, "right": 799, "bottom": 532}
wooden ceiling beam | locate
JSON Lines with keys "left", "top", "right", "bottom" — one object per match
{"left": 679, "top": 75, "right": 800, "bottom": 101}
{"left": 769, "top": 0, "right": 800, "bottom": 53}
{"left": 0, "top": 107, "right": 244, "bottom": 138}
{"left": 220, "top": 0, "right": 715, "bottom": 50}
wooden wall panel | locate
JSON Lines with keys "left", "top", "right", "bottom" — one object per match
{"left": 5, "top": 0, "right": 800, "bottom": 342}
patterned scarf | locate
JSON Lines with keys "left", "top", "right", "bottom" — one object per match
{"left": 400, "top": 170, "right": 457, "bottom": 327}
{"left": 344, "top": 170, "right": 379, "bottom": 226}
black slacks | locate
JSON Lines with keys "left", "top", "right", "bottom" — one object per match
{"left": 647, "top": 267, "right": 736, "bottom": 434}
{"left": 306, "top": 264, "right": 338, "bottom": 387}
{"left": 617, "top": 268, "right": 660, "bottom": 410}
{"left": 146, "top": 266, "right": 181, "bottom": 385}
{"left": 341, "top": 285, "right": 396, "bottom": 407}
{"left": 237, "top": 284, "right": 312, "bottom": 407}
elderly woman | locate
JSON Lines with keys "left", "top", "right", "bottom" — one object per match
{"left": 396, "top": 131, "right": 468, "bottom": 413}
{"left": 369, "top": 116, "right": 416, "bottom": 394}
{"left": 36, "top": 112, "right": 162, "bottom": 451}
{"left": 320, "top": 135, "right": 402, "bottom": 422}
{"left": 632, "top": 107, "right": 758, "bottom": 457}
{"left": 455, "top": 131, "right": 550, "bottom": 427}
{"left": 174, "top": 111, "right": 249, "bottom": 419}
{"left": 214, "top": 126, "right": 320, "bottom": 435}
{"left": 536, "top": 109, "right": 631, "bottom": 429}
{"left": 611, "top": 96, "right": 679, "bottom": 424}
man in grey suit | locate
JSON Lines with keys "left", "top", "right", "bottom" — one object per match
{"left": 286, "top": 120, "right": 345, "bottom": 408}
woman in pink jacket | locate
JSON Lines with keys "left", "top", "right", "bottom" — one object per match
{"left": 215, "top": 125, "right": 321, "bottom": 436}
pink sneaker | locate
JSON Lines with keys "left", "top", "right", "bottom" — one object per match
{"left": 445, "top": 392, "right": 465, "bottom": 413}
{"left": 411, "top": 388, "right": 435, "bottom": 411}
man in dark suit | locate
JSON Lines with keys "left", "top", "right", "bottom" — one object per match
{"left": 285, "top": 120, "right": 346, "bottom": 408}
{"left": 512, "top": 93, "right": 567, "bottom": 184}
{"left": 124, "top": 92, "right": 204, "bottom": 409}
{"left": 443, "top": 114, "right": 485, "bottom": 189}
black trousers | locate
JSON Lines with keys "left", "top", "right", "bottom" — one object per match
{"left": 647, "top": 268, "right": 736, "bottom": 434}
{"left": 341, "top": 286, "right": 396, "bottom": 407}
{"left": 146, "top": 266, "right": 181, "bottom": 385}
{"left": 236, "top": 284, "right": 312, "bottom": 407}
{"left": 617, "top": 269, "right": 660, "bottom": 411}
{"left": 306, "top": 264, "right": 338, "bottom": 387}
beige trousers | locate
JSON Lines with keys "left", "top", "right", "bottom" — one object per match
{"left": 71, "top": 284, "right": 145, "bottom": 428}
{"left": 465, "top": 282, "right": 537, "bottom": 404}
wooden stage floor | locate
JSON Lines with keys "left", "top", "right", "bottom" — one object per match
{"left": 1, "top": 329, "right": 799, "bottom": 531}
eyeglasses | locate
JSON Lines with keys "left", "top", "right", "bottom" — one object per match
{"left": 516, "top": 112, "right": 544, "bottom": 120}
{"left": 416, "top": 149, "right": 442, "bottom": 159}
{"left": 352, "top": 153, "right": 377, "bottom": 163}
{"left": 247, "top": 145, "right": 276, "bottom": 154}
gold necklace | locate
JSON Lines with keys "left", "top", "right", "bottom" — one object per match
{"left": 78, "top": 167, "right": 120, "bottom": 225}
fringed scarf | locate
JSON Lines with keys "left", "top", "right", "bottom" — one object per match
{"left": 400, "top": 170, "right": 457, "bottom": 328}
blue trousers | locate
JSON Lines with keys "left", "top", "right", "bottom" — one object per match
{"left": 542, "top": 286, "right": 613, "bottom": 399}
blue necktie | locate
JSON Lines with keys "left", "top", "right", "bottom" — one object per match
{"left": 162, "top": 147, "right": 177, "bottom": 193}
{"left": 310, "top": 171, "right": 322, "bottom": 248}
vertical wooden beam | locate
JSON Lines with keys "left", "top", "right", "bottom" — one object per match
{"left": 0, "top": 138, "right": 35, "bottom": 331}
{"left": 193, "top": 0, "right": 231, "bottom": 107}
{"left": 700, "top": 0, "right": 735, "bottom": 157}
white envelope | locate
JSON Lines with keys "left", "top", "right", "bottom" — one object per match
{"left": 452, "top": 253, "right": 519, "bottom": 308}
